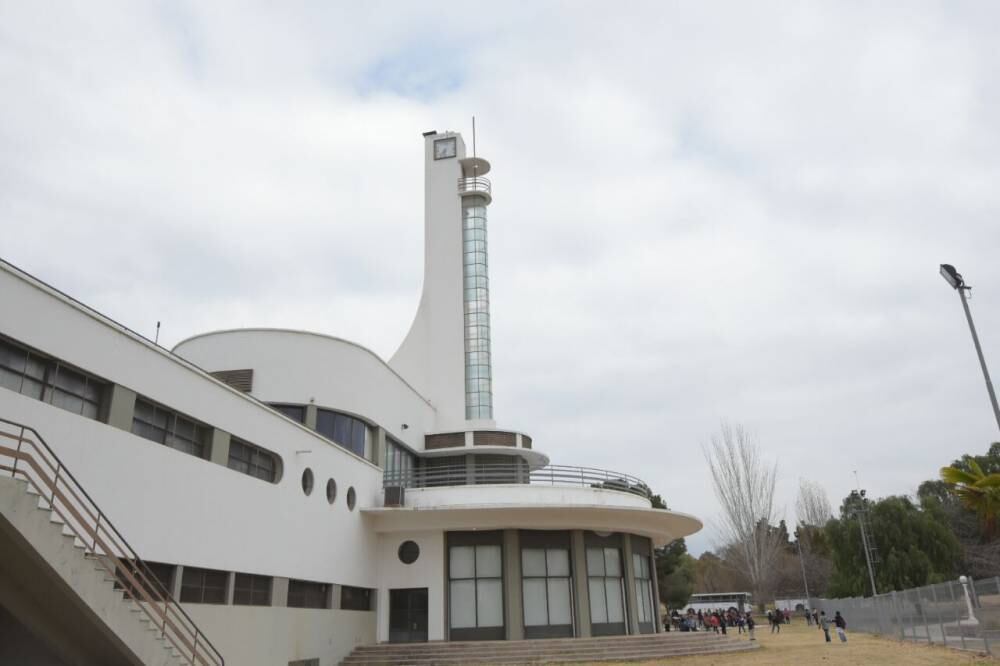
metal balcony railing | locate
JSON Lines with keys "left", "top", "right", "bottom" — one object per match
{"left": 383, "top": 461, "right": 652, "bottom": 499}
{"left": 0, "top": 417, "right": 225, "bottom": 666}
{"left": 458, "top": 176, "right": 492, "bottom": 196}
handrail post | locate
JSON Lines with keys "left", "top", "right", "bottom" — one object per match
{"left": 50, "top": 461, "right": 62, "bottom": 506}
{"left": 92, "top": 511, "right": 102, "bottom": 553}
{"left": 12, "top": 426, "right": 25, "bottom": 478}
{"left": 192, "top": 627, "right": 200, "bottom": 663}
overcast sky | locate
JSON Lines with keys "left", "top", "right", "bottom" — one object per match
{"left": 3, "top": 2, "right": 1000, "bottom": 555}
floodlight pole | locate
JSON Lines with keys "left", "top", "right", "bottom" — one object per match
{"left": 955, "top": 285, "right": 1000, "bottom": 434}
{"left": 795, "top": 536, "right": 811, "bottom": 611}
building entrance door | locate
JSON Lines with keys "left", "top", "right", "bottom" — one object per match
{"left": 389, "top": 588, "right": 428, "bottom": 643}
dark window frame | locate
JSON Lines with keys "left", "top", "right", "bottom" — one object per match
{"left": 180, "top": 566, "right": 228, "bottom": 605}
{"left": 0, "top": 336, "right": 106, "bottom": 420}
{"left": 233, "top": 573, "right": 273, "bottom": 606}
{"left": 287, "top": 579, "right": 330, "bottom": 609}
{"left": 131, "top": 398, "right": 209, "bottom": 458}
{"left": 227, "top": 437, "right": 278, "bottom": 482}
{"left": 341, "top": 585, "right": 373, "bottom": 611}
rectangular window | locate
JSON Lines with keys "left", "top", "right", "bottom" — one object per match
{"left": 131, "top": 398, "right": 208, "bottom": 458}
{"left": 287, "top": 579, "right": 329, "bottom": 609}
{"left": 633, "top": 553, "right": 654, "bottom": 626}
{"left": 270, "top": 403, "right": 305, "bottom": 423}
{"left": 340, "top": 586, "right": 373, "bottom": 611}
{"left": 521, "top": 548, "right": 573, "bottom": 630}
{"left": 448, "top": 544, "right": 503, "bottom": 629}
{"left": 227, "top": 438, "right": 277, "bottom": 482}
{"left": 180, "top": 566, "right": 228, "bottom": 604}
{"left": 0, "top": 337, "right": 105, "bottom": 420}
{"left": 113, "top": 560, "right": 175, "bottom": 600}
{"left": 316, "top": 409, "right": 369, "bottom": 458}
{"left": 587, "top": 547, "right": 625, "bottom": 631}
{"left": 233, "top": 573, "right": 272, "bottom": 606}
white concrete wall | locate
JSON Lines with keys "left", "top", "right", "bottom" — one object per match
{"left": 184, "top": 605, "right": 375, "bottom": 666}
{"left": 374, "top": 530, "right": 445, "bottom": 642}
{"left": 173, "top": 329, "right": 435, "bottom": 452}
{"left": 390, "top": 132, "right": 477, "bottom": 432}
{"left": 0, "top": 264, "right": 382, "bottom": 585}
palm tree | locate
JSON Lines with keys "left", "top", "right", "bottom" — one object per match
{"left": 940, "top": 460, "right": 1000, "bottom": 540}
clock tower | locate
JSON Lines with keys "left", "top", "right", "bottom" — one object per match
{"left": 389, "top": 131, "right": 495, "bottom": 431}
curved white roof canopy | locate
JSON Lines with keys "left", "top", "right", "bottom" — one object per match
{"left": 363, "top": 504, "right": 702, "bottom": 547}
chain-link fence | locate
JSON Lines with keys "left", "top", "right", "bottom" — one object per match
{"left": 810, "top": 576, "right": 1000, "bottom": 655}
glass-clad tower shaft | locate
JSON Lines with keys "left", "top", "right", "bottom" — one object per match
{"left": 463, "top": 196, "right": 492, "bottom": 419}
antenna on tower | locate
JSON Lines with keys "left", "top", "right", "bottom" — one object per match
{"left": 472, "top": 116, "right": 477, "bottom": 159}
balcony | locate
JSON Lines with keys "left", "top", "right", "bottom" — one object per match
{"left": 383, "top": 461, "right": 652, "bottom": 500}
{"left": 458, "top": 176, "right": 492, "bottom": 204}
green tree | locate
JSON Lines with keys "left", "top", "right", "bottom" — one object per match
{"left": 940, "top": 457, "right": 1000, "bottom": 540}
{"left": 825, "top": 494, "right": 960, "bottom": 597}
{"left": 655, "top": 539, "right": 696, "bottom": 610}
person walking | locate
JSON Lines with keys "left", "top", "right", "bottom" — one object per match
{"left": 819, "top": 611, "right": 831, "bottom": 642}
{"left": 746, "top": 612, "right": 756, "bottom": 641}
{"left": 834, "top": 611, "right": 847, "bottom": 642}
{"left": 771, "top": 610, "right": 781, "bottom": 634}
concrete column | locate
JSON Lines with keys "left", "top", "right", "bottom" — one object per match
{"left": 103, "top": 384, "right": 136, "bottom": 431}
{"left": 443, "top": 533, "right": 450, "bottom": 640}
{"left": 503, "top": 529, "right": 523, "bottom": 640}
{"left": 304, "top": 404, "right": 318, "bottom": 430}
{"left": 171, "top": 565, "right": 184, "bottom": 600}
{"left": 371, "top": 427, "right": 386, "bottom": 466}
{"left": 622, "top": 534, "right": 639, "bottom": 634}
{"left": 466, "top": 455, "right": 476, "bottom": 485}
{"left": 571, "top": 530, "right": 591, "bottom": 637}
{"left": 650, "top": 548, "right": 663, "bottom": 632}
{"left": 225, "top": 572, "right": 236, "bottom": 605}
{"left": 329, "top": 584, "right": 341, "bottom": 610}
{"left": 272, "top": 577, "right": 289, "bottom": 607}
{"left": 208, "top": 429, "right": 231, "bottom": 466}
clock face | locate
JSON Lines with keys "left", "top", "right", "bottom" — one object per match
{"left": 434, "top": 137, "right": 457, "bottom": 160}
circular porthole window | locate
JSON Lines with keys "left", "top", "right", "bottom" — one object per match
{"left": 301, "top": 468, "right": 314, "bottom": 496}
{"left": 347, "top": 486, "right": 356, "bottom": 511}
{"left": 398, "top": 540, "right": 420, "bottom": 564}
{"left": 326, "top": 479, "right": 337, "bottom": 504}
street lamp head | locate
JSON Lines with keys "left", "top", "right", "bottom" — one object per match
{"left": 940, "top": 264, "right": 965, "bottom": 290}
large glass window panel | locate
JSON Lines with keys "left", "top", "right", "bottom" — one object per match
{"left": 449, "top": 580, "right": 476, "bottom": 628}
{"left": 604, "top": 548, "right": 621, "bottom": 576}
{"left": 476, "top": 545, "right": 502, "bottom": 578}
{"left": 522, "top": 549, "right": 546, "bottom": 577}
{"left": 547, "top": 549, "right": 570, "bottom": 577}
{"left": 605, "top": 579, "right": 625, "bottom": 622}
{"left": 476, "top": 579, "right": 503, "bottom": 627}
{"left": 450, "top": 546, "right": 475, "bottom": 579}
{"left": 547, "top": 578, "right": 572, "bottom": 625}
{"left": 589, "top": 579, "right": 608, "bottom": 623}
{"left": 523, "top": 579, "right": 548, "bottom": 626}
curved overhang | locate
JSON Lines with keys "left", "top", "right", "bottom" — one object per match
{"left": 418, "top": 446, "right": 549, "bottom": 469}
{"left": 363, "top": 504, "right": 702, "bottom": 547}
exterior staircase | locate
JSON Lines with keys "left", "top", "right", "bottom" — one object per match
{"left": 0, "top": 417, "right": 224, "bottom": 666}
{"left": 339, "top": 632, "right": 758, "bottom": 665}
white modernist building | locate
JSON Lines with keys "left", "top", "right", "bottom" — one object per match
{"left": 0, "top": 131, "right": 702, "bottom": 666}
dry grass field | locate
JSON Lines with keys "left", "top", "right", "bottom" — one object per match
{"left": 588, "top": 622, "right": 997, "bottom": 665}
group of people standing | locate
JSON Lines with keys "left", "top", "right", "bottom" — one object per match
{"left": 669, "top": 606, "right": 849, "bottom": 644}
{"left": 670, "top": 608, "right": 757, "bottom": 639}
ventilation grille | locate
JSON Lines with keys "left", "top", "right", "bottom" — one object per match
{"left": 210, "top": 369, "right": 253, "bottom": 393}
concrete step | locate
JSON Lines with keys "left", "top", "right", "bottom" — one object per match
{"left": 340, "top": 634, "right": 757, "bottom": 666}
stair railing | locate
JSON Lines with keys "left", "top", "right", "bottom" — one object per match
{"left": 0, "top": 416, "right": 225, "bottom": 666}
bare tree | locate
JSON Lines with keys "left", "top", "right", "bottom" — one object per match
{"left": 794, "top": 478, "right": 834, "bottom": 595}
{"left": 795, "top": 479, "right": 833, "bottom": 528}
{"left": 703, "top": 422, "right": 782, "bottom": 602}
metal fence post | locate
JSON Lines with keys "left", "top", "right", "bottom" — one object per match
{"left": 972, "top": 577, "right": 991, "bottom": 656}
{"left": 948, "top": 580, "right": 967, "bottom": 651}
{"left": 930, "top": 583, "right": 946, "bottom": 646}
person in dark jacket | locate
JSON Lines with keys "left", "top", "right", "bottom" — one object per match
{"left": 834, "top": 611, "right": 847, "bottom": 642}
